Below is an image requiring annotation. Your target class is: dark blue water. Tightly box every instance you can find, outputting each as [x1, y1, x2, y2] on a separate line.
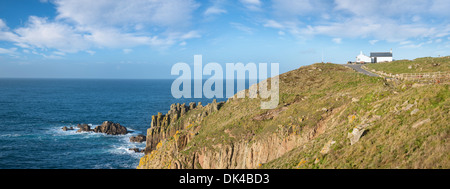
[0, 79, 228, 169]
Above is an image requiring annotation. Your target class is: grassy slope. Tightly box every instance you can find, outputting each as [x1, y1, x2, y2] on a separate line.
[366, 56, 450, 74]
[263, 84, 449, 169]
[160, 60, 449, 169]
[180, 63, 389, 155]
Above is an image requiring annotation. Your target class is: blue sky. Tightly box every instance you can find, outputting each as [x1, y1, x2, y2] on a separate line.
[0, 0, 449, 79]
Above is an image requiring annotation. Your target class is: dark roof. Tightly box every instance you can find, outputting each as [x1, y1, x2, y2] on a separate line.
[370, 52, 392, 57]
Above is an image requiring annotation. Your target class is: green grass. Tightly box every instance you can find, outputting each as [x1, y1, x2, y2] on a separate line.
[139, 60, 449, 169]
[262, 83, 449, 169]
[366, 56, 450, 74]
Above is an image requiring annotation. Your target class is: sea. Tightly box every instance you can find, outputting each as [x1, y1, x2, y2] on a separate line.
[0, 79, 229, 169]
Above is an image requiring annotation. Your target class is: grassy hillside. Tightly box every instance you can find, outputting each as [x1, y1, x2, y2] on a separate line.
[263, 83, 449, 169]
[366, 56, 450, 74]
[138, 60, 449, 169]
[182, 63, 388, 155]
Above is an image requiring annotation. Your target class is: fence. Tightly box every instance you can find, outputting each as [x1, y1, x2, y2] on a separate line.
[396, 71, 450, 83]
[361, 65, 450, 84]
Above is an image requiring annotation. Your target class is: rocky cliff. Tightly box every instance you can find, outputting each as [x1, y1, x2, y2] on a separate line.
[137, 61, 449, 169]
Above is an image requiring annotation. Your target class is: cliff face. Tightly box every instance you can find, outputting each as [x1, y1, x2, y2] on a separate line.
[138, 62, 449, 169]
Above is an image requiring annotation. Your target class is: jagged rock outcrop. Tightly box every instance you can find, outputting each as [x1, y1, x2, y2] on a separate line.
[137, 101, 340, 169]
[129, 148, 144, 153]
[93, 121, 128, 135]
[62, 126, 74, 131]
[76, 124, 92, 133]
[137, 120, 329, 169]
[130, 134, 146, 143]
[74, 122, 128, 135]
[144, 100, 223, 154]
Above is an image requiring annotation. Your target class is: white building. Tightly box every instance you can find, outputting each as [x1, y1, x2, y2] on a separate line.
[370, 49, 393, 63]
[355, 49, 393, 63]
[356, 51, 371, 63]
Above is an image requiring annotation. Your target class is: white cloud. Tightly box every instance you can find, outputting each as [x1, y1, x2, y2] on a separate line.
[55, 0, 199, 29]
[278, 31, 285, 35]
[12, 16, 91, 53]
[204, 6, 227, 16]
[369, 40, 379, 45]
[0, 0, 202, 55]
[230, 22, 254, 34]
[84, 28, 156, 48]
[240, 0, 262, 11]
[0, 47, 17, 54]
[400, 42, 424, 49]
[266, 0, 450, 43]
[0, 19, 7, 29]
[263, 20, 284, 29]
[332, 38, 342, 44]
[272, 0, 318, 16]
[179, 31, 201, 40]
[400, 41, 412, 45]
[53, 51, 66, 56]
[412, 15, 421, 22]
[299, 17, 439, 42]
[0, 19, 20, 42]
[86, 50, 96, 55]
[335, 0, 427, 17]
[123, 49, 133, 54]
[240, 0, 261, 5]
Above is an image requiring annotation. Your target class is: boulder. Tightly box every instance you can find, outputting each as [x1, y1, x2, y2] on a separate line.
[62, 126, 74, 131]
[320, 140, 336, 154]
[129, 148, 144, 153]
[347, 124, 370, 145]
[412, 119, 431, 128]
[410, 108, 420, 115]
[93, 121, 128, 135]
[130, 134, 146, 143]
[76, 124, 92, 133]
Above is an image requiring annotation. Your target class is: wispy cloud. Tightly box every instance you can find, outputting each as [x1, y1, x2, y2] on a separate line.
[262, 0, 450, 43]
[0, 47, 17, 55]
[369, 40, 379, 45]
[230, 22, 255, 34]
[239, 0, 262, 11]
[332, 38, 342, 44]
[204, 6, 227, 16]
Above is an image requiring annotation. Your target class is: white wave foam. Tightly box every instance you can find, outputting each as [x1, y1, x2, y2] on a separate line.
[0, 133, 22, 138]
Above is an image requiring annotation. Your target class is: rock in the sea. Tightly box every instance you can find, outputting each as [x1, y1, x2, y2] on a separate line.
[62, 126, 74, 131]
[129, 148, 144, 153]
[93, 121, 128, 135]
[130, 134, 146, 143]
[76, 124, 92, 133]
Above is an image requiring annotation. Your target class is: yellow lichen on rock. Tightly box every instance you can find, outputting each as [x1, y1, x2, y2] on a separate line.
[296, 159, 307, 168]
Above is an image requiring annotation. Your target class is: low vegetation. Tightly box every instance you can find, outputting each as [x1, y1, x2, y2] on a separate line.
[139, 57, 449, 169]
[366, 56, 450, 74]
